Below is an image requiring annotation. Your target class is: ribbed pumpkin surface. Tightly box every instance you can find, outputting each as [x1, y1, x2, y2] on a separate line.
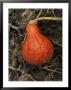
[22, 22, 54, 65]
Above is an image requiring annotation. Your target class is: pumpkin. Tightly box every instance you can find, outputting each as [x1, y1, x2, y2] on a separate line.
[22, 20, 54, 65]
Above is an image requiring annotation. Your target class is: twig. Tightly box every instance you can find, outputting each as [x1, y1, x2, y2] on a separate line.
[9, 66, 25, 74]
[36, 9, 42, 18]
[19, 73, 36, 81]
[49, 55, 59, 64]
[51, 39, 62, 47]
[9, 49, 17, 56]
[40, 67, 62, 74]
[9, 23, 20, 36]
[43, 9, 49, 16]
[44, 65, 56, 68]
[52, 9, 56, 17]
[21, 9, 29, 17]
[21, 33, 27, 43]
[44, 56, 59, 68]
[9, 23, 18, 30]
[44, 68, 61, 73]
[40, 55, 62, 74]
[9, 66, 36, 81]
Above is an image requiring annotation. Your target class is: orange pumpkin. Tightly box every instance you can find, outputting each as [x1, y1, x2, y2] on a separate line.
[22, 21, 54, 65]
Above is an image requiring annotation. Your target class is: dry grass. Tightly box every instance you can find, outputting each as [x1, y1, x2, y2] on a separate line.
[9, 9, 62, 81]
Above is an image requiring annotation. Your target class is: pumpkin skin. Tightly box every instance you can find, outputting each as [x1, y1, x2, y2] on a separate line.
[22, 21, 54, 65]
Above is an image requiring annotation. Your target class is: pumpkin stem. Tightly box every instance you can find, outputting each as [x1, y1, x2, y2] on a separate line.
[29, 17, 62, 24]
[35, 17, 62, 21]
[29, 20, 37, 24]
